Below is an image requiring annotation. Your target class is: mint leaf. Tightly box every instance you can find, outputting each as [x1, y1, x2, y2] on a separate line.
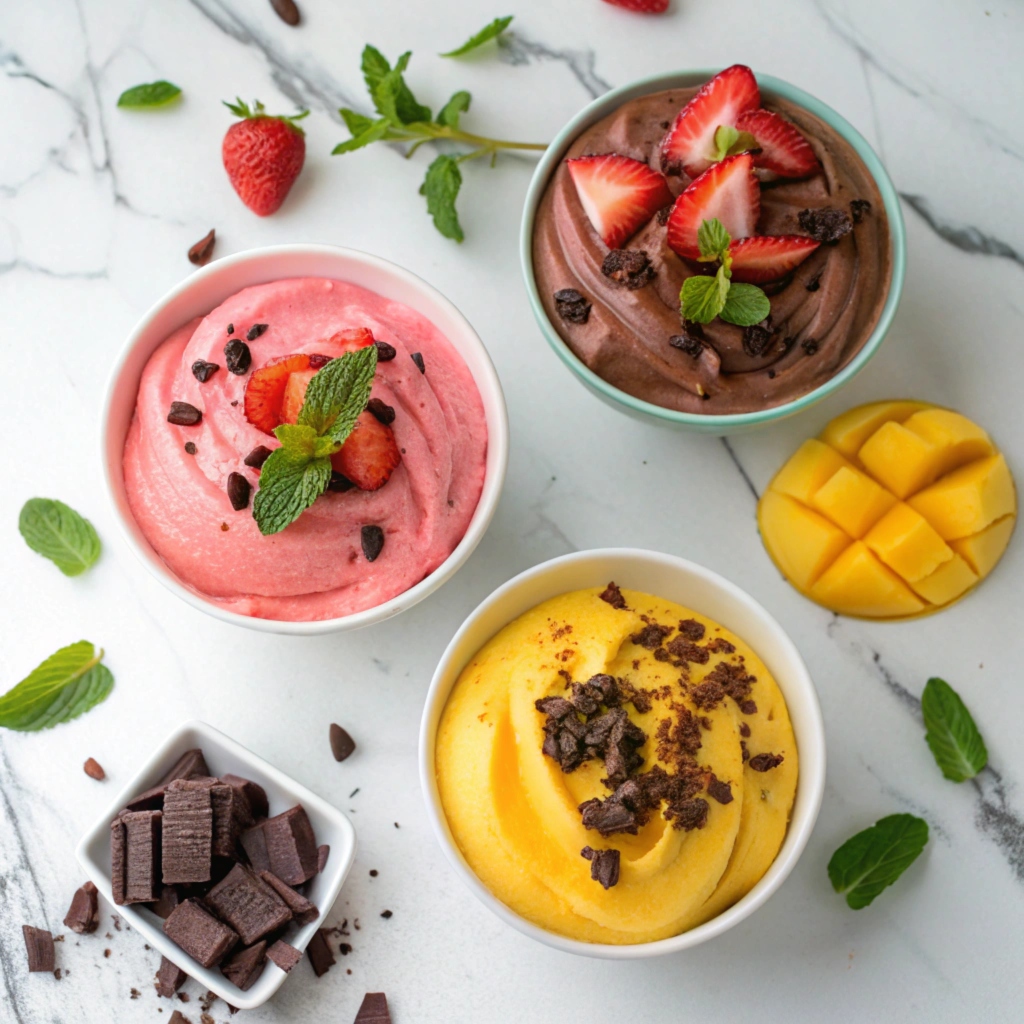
[437, 90, 472, 130]
[713, 124, 758, 160]
[273, 422, 320, 457]
[117, 80, 181, 108]
[441, 15, 514, 57]
[420, 155, 464, 242]
[333, 116, 393, 155]
[340, 109, 377, 136]
[252, 449, 332, 536]
[828, 814, 929, 909]
[922, 677, 988, 782]
[368, 50, 431, 125]
[720, 283, 772, 327]
[19, 498, 101, 576]
[680, 268, 729, 324]
[361, 45, 393, 95]
[0, 641, 113, 732]
[697, 217, 731, 261]
[297, 345, 378, 443]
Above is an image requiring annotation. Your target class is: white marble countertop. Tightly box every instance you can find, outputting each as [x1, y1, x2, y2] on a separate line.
[2, 1, 1022, 1021]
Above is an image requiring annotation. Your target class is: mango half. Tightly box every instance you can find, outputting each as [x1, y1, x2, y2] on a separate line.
[758, 401, 1016, 619]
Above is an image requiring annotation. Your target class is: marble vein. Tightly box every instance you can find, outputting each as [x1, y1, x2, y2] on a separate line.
[498, 33, 611, 100]
[900, 194, 1024, 269]
[719, 438, 759, 500]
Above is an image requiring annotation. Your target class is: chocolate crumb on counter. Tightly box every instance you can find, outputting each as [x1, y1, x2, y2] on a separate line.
[64, 882, 98, 934]
[355, 993, 392, 1024]
[244, 445, 272, 469]
[374, 340, 397, 361]
[380, 910, 393, 919]
[601, 249, 656, 290]
[581, 846, 620, 889]
[554, 288, 592, 324]
[706, 775, 734, 804]
[270, 0, 301, 26]
[369, 869, 378, 877]
[168, 402, 202, 426]
[227, 473, 251, 511]
[246, 323, 269, 342]
[188, 229, 216, 267]
[329, 724, 356, 763]
[266, 939, 302, 973]
[410, 351, 426, 374]
[801, 338, 819, 356]
[742, 319, 775, 358]
[367, 397, 395, 425]
[598, 581, 627, 609]
[223, 339, 251, 375]
[184, 442, 198, 456]
[191, 360, 220, 383]
[748, 752, 785, 772]
[850, 198, 872, 223]
[83, 758, 106, 781]
[155, 956, 188, 998]
[798, 207, 852, 244]
[361, 524, 385, 562]
[22, 926, 55, 973]
[306, 929, 336, 977]
[805, 271, 822, 292]
[170, 1011, 190, 1024]
[669, 320, 706, 357]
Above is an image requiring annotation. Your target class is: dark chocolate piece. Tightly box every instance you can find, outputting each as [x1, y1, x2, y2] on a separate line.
[327, 471, 355, 493]
[329, 723, 356, 762]
[355, 992, 392, 1024]
[798, 206, 852, 244]
[266, 939, 301, 973]
[374, 340, 397, 361]
[227, 473, 251, 511]
[191, 360, 219, 383]
[554, 288, 591, 324]
[380, 910, 393, 919]
[163, 899, 238, 968]
[410, 351, 425, 374]
[742, 319, 775, 358]
[259, 871, 319, 926]
[184, 442, 198, 455]
[188, 229, 216, 266]
[124, 749, 211, 813]
[805, 271, 822, 292]
[227, 323, 234, 335]
[707, 775, 734, 804]
[367, 397, 395, 425]
[306, 928, 335, 977]
[850, 198, 872, 223]
[581, 846, 620, 889]
[239, 822, 270, 875]
[168, 402, 202, 426]
[270, 0, 301, 26]
[598, 581, 627, 609]
[162, 779, 214, 884]
[224, 339, 251, 375]
[63, 881, 98, 934]
[801, 337, 819, 355]
[170, 1012, 191, 1024]
[246, 323, 269, 342]
[748, 752, 785, 772]
[22, 926, 55, 972]
[240, 806, 318, 885]
[111, 819, 127, 905]
[153, 885, 181, 920]
[211, 784, 239, 859]
[244, 445, 272, 470]
[316, 845, 330, 874]
[221, 940, 268, 991]
[601, 249, 655, 290]
[83, 757, 105, 780]
[155, 955, 188, 998]
[361, 525, 385, 562]
[220, 773, 268, 822]
[123, 809, 162, 903]
[204, 864, 291, 946]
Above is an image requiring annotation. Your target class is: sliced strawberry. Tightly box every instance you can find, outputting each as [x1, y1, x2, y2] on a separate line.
[326, 327, 376, 354]
[280, 368, 317, 424]
[601, 0, 669, 11]
[566, 154, 673, 249]
[660, 65, 760, 178]
[728, 235, 820, 283]
[243, 353, 330, 434]
[665, 153, 760, 260]
[332, 411, 401, 491]
[735, 109, 820, 179]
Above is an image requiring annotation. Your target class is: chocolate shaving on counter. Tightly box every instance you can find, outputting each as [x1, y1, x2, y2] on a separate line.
[677, 619, 705, 641]
[749, 752, 785, 772]
[361, 524, 385, 562]
[83, 757, 106, 780]
[224, 339, 252, 375]
[630, 622, 672, 650]
[306, 929, 336, 977]
[850, 198, 872, 223]
[227, 473, 251, 511]
[155, 956, 188, 998]
[163, 900, 238, 968]
[168, 402, 202, 426]
[805, 271, 822, 292]
[266, 939, 302, 973]
[329, 723, 357, 762]
[581, 846, 620, 889]
[244, 445, 272, 469]
[191, 360, 219, 383]
[63, 882, 98, 934]
[380, 909, 393, 919]
[598, 581, 627, 609]
[184, 442, 198, 455]
[798, 207, 852, 244]
[742, 319, 775, 358]
[23, 926, 55, 972]
[554, 288, 591, 324]
[188, 229, 216, 266]
[707, 775, 734, 804]
[328, 471, 355, 492]
[221, 941, 268, 992]
[367, 397, 395, 425]
[601, 249, 655, 290]
[317, 845, 330, 873]
[374, 340, 397, 361]
[801, 338, 819, 355]
[355, 993, 392, 1024]
[270, 0, 301, 26]
[246, 323, 269, 341]
[410, 352, 426, 374]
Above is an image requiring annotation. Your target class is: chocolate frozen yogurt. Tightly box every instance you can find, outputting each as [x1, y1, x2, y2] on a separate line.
[533, 65, 892, 415]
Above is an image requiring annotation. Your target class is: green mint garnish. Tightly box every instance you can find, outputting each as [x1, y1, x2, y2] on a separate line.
[712, 124, 759, 162]
[922, 677, 988, 782]
[117, 81, 182, 108]
[679, 217, 771, 328]
[19, 498, 101, 576]
[0, 641, 113, 732]
[334, 45, 547, 241]
[252, 345, 378, 536]
[440, 15, 514, 58]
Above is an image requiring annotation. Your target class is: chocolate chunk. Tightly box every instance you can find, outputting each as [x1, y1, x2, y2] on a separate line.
[258, 871, 319, 926]
[805, 271, 822, 292]
[83, 757, 105, 780]
[328, 472, 355, 492]
[374, 340, 397, 361]
[123, 809, 162, 903]
[220, 774, 268, 822]
[367, 397, 395, 425]
[380, 909, 393, 919]
[224, 339, 251, 375]
[306, 929, 335, 977]
[669, 321, 706, 358]
[581, 846, 620, 889]
[240, 805, 318, 885]
[598, 581, 627, 609]
[168, 402, 202, 426]
[601, 249, 655, 290]
[739, 699, 758, 715]
[210, 784, 239, 859]
[164, 899, 238, 968]
[188, 229, 216, 266]
[739, 722, 751, 738]
[244, 445, 272, 469]
[184, 442, 198, 455]
[155, 956, 188, 998]
[317, 845, 330, 874]
[749, 752, 785, 772]
[162, 779, 214, 884]
[703, 660, 757, 706]
[329, 724, 356, 762]
[666, 796, 709, 831]
[630, 623, 672, 650]
[266, 939, 302, 973]
[410, 351, 425, 374]
[690, 678, 725, 711]
[554, 288, 591, 325]
[153, 885, 181, 920]
[22, 926, 55, 972]
[246, 323, 269, 342]
[221, 940, 267, 992]
[677, 619, 705, 641]
[355, 993, 392, 1024]
[798, 206, 852, 244]
[111, 819, 127, 905]
[170, 1012, 190, 1024]
[707, 775, 734, 804]
[579, 797, 638, 837]
[361, 525, 385, 562]
[205, 865, 291, 945]
[63, 881, 98, 934]
[191, 360, 219, 383]
[124, 749, 211, 813]
[742, 319, 775, 358]
[535, 696, 575, 720]
[801, 337, 819, 355]
[227, 473, 250, 511]
[270, 0, 301, 26]
[227, 324, 234, 335]
[850, 198, 872, 223]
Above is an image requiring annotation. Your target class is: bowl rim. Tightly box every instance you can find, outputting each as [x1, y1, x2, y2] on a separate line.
[417, 547, 826, 959]
[100, 243, 509, 635]
[520, 67, 907, 430]
[74, 718, 357, 1009]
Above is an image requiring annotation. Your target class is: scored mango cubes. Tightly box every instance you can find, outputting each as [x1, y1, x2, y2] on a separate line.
[758, 401, 1016, 619]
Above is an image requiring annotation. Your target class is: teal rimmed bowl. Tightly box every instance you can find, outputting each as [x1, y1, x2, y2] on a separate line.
[520, 69, 906, 436]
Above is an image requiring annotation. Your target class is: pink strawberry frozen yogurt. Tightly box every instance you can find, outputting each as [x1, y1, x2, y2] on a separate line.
[123, 277, 488, 621]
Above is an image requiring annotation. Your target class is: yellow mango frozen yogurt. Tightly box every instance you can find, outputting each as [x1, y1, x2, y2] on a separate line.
[435, 584, 797, 944]
[759, 401, 1016, 618]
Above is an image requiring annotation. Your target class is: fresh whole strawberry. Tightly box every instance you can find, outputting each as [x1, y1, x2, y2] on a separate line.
[222, 99, 309, 216]
[601, 0, 669, 11]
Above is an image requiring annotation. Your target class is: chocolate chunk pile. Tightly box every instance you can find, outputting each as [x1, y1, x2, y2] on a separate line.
[109, 747, 325, 992]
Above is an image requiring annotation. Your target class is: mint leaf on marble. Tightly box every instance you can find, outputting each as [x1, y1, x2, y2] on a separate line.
[117, 81, 182, 108]
[0, 641, 113, 732]
[922, 677, 988, 782]
[19, 498, 101, 576]
[827, 813, 929, 909]
[437, 91, 472, 130]
[680, 267, 729, 324]
[720, 282, 772, 327]
[441, 16, 514, 57]
[366, 49, 432, 125]
[420, 155, 465, 242]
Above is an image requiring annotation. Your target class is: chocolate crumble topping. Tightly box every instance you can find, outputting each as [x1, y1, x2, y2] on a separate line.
[677, 619, 705, 641]
[749, 752, 784, 772]
[554, 288, 592, 324]
[246, 323, 269, 341]
[742, 319, 775, 358]
[601, 249, 655, 290]
[191, 360, 219, 383]
[690, 678, 725, 711]
[665, 636, 710, 665]
[705, 638, 735, 654]
[849, 198, 872, 224]
[581, 846, 620, 889]
[630, 622, 673, 650]
[598, 582, 627, 609]
[223, 339, 251, 375]
[801, 338, 819, 355]
[798, 207, 853, 244]
[805, 271, 822, 292]
[655, 704, 703, 762]
[656, 205, 673, 226]
[669, 321, 706, 358]
[184, 442, 197, 456]
[168, 402, 202, 426]
[707, 775, 733, 804]
[739, 722, 751, 738]
[704, 660, 757, 707]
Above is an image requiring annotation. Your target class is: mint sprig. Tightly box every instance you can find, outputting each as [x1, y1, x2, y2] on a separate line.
[117, 80, 182, 108]
[679, 218, 771, 327]
[334, 45, 547, 241]
[252, 345, 378, 535]
[922, 677, 988, 782]
[441, 15, 514, 58]
[712, 124, 759, 163]
[19, 498, 101, 576]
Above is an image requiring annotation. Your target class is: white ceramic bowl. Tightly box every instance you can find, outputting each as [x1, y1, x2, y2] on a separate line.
[419, 548, 826, 959]
[76, 720, 356, 1010]
[101, 244, 508, 635]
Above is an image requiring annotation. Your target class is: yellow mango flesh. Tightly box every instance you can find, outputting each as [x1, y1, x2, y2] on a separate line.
[811, 466, 897, 538]
[908, 553, 978, 605]
[908, 454, 1016, 540]
[809, 542, 926, 617]
[864, 503, 953, 582]
[771, 440, 853, 504]
[858, 421, 944, 499]
[951, 515, 1016, 577]
[758, 491, 851, 592]
[820, 400, 929, 458]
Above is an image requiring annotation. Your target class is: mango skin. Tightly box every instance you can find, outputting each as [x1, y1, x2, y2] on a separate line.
[758, 400, 1016, 619]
